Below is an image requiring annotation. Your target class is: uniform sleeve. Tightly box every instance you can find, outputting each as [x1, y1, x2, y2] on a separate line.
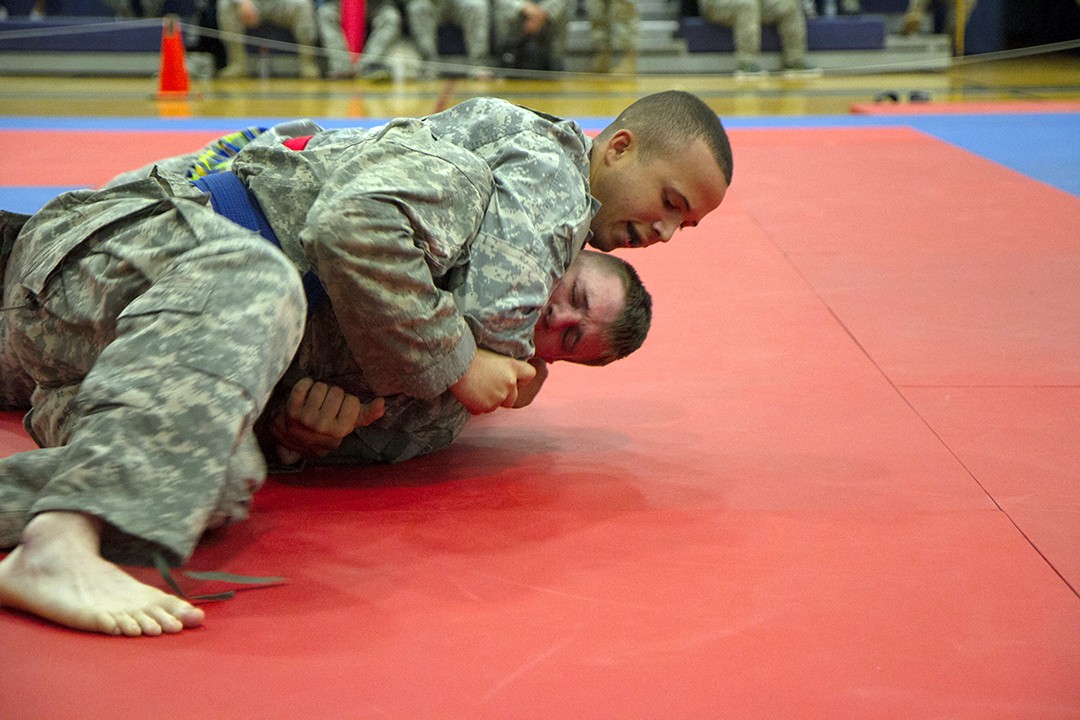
[103, 151, 204, 188]
[301, 120, 494, 399]
[451, 123, 592, 359]
[452, 207, 553, 360]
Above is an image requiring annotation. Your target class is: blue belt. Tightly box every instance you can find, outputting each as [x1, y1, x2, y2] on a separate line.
[192, 171, 327, 314]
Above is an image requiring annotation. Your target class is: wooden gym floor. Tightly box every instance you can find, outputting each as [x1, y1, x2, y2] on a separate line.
[0, 50, 1078, 117]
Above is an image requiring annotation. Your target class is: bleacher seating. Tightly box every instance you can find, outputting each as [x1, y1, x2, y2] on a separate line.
[0, 0, 197, 55]
[0, 17, 161, 53]
[1, 0, 196, 17]
[0, 0, 954, 76]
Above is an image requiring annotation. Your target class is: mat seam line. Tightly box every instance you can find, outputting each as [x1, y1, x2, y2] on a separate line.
[758, 220, 1080, 602]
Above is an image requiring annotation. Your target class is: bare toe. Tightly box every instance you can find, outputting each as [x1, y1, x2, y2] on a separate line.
[131, 610, 164, 636]
[181, 608, 205, 629]
[0, 536, 205, 637]
[146, 606, 185, 634]
[113, 612, 144, 637]
[89, 609, 122, 636]
[155, 594, 204, 628]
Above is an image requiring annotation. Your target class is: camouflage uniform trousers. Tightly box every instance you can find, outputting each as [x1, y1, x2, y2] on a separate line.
[260, 299, 472, 468]
[492, 0, 570, 61]
[216, 0, 320, 65]
[586, 0, 640, 54]
[0, 211, 34, 411]
[406, 0, 491, 66]
[698, 0, 808, 66]
[354, 0, 404, 74]
[315, 0, 401, 76]
[315, 0, 354, 75]
[0, 178, 306, 567]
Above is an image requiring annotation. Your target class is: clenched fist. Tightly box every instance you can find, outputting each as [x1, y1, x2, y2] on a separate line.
[449, 349, 537, 414]
[270, 377, 386, 465]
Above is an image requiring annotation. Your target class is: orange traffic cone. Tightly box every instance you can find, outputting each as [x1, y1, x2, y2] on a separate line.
[157, 15, 190, 99]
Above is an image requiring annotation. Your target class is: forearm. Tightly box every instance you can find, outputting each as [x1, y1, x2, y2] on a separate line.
[303, 121, 494, 398]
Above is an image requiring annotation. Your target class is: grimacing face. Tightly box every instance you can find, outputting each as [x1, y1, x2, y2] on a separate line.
[587, 130, 729, 252]
[532, 255, 626, 365]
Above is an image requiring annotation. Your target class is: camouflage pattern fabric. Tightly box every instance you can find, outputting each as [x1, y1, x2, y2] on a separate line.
[106, 99, 593, 394]
[421, 100, 596, 358]
[0, 170, 306, 565]
[260, 299, 472, 466]
[2, 99, 595, 558]
[233, 98, 593, 396]
[0, 211, 34, 411]
[586, 0, 641, 53]
[405, 0, 491, 65]
[315, 0, 354, 76]
[354, 0, 404, 74]
[492, 0, 571, 60]
[241, 99, 594, 465]
[698, 0, 809, 65]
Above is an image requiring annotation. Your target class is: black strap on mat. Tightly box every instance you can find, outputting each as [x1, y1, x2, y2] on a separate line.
[153, 552, 286, 603]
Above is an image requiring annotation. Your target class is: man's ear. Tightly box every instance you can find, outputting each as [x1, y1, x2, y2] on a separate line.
[604, 129, 634, 164]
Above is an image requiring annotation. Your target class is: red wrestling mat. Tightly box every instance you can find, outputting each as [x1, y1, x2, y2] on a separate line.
[850, 100, 1080, 115]
[3, 127, 1079, 719]
[0, 130, 229, 187]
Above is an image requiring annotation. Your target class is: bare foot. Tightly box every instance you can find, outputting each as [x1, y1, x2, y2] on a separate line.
[0, 512, 205, 636]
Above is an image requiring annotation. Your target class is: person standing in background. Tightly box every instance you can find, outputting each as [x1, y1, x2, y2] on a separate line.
[586, 0, 640, 73]
[217, 0, 322, 78]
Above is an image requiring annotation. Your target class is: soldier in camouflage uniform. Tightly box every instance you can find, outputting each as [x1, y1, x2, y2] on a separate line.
[263, 248, 650, 467]
[698, 0, 817, 74]
[0, 175, 307, 636]
[405, 0, 492, 78]
[586, 0, 641, 74]
[0, 92, 732, 637]
[492, 0, 570, 71]
[217, 0, 322, 78]
[231, 92, 732, 466]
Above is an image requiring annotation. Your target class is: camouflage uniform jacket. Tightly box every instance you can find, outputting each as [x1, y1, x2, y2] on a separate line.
[232, 98, 596, 401]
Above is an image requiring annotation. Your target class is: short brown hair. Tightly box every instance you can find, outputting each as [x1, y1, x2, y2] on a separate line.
[580, 251, 652, 366]
[595, 90, 734, 185]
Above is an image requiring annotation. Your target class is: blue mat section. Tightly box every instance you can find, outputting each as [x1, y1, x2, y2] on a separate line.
[603, 112, 1080, 197]
[1, 113, 1077, 199]
[899, 114, 1080, 198]
[1, 187, 81, 215]
[0, 18, 161, 53]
